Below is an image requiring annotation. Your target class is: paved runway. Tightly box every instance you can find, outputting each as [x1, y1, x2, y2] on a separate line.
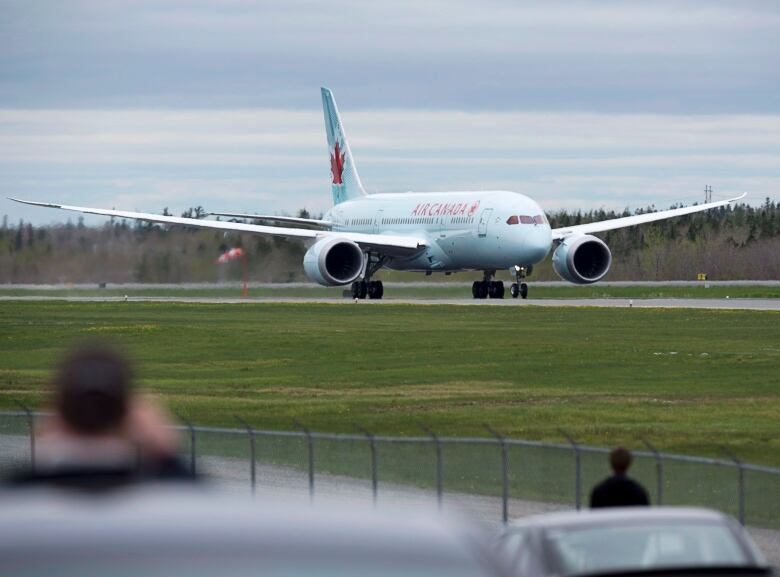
[2, 295, 779, 310]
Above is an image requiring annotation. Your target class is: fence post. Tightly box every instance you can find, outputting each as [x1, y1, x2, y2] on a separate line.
[560, 430, 582, 510]
[419, 423, 444, 510]
[641, 437, 663, 506]
[235, 416, 256, 495]
[484, 424, 509, 524]
[293, 419, 315, 501]
[355, 424, 378, 506]
[721, 447, 745, 525]
[176, 413, 197, 477]
[13, 400, 35, 473]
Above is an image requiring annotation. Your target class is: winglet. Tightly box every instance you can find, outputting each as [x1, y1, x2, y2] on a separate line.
[8, 197, 64, 209]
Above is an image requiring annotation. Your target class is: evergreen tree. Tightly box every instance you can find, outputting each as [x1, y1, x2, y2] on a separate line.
[14, 220, 23, 252]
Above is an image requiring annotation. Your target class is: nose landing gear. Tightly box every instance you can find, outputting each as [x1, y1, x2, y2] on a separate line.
[510, 282, 528, 299]
[510, 265, 530, 299]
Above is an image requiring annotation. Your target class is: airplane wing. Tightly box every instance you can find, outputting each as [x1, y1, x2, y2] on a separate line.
[8, 198, 425, 255]
[551, 193, 746, 240]
[207, 212, 333, 228]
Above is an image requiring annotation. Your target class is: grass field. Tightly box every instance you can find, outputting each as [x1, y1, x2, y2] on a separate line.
[0, 283, 779, 299]
[1, 301, 778, 468]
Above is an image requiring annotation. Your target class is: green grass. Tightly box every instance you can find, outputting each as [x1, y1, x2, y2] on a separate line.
[2, 301, 778, 527]
[0, 301, 778, 468]
[0, 283, 779, 299]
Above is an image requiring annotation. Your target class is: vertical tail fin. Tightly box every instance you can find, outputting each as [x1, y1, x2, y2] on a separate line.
[322, 87, 366, 205]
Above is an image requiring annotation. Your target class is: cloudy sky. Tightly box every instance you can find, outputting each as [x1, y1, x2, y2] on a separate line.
[2, 0, 778, 224]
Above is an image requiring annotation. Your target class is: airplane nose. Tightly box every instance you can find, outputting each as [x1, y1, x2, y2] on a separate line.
[526, 226, 552, 263]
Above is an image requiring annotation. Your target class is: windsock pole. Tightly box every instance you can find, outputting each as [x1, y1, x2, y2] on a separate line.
[217, 247, 249, 298]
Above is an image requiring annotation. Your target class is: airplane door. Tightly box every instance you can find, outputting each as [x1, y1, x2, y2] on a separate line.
[373, 209, 384, 234]
[477, 208, 493, 237]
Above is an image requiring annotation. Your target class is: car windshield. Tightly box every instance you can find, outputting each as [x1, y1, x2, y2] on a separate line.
[543, 522, 751, 576]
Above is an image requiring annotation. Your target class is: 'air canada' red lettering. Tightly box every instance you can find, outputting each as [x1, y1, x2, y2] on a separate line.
[410, 201, 474, 217]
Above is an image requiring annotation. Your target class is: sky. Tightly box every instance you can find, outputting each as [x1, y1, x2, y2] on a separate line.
[1, 0, 779, 225]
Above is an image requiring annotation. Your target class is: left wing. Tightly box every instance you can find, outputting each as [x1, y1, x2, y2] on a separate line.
[207, 212, 333, 228]
[8, 198, 425, 255]
[551, 193, 746, 240]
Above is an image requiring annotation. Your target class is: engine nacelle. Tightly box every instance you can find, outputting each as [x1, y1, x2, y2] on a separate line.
[552, 234, 612, 285]
[303, 237, 365, 286]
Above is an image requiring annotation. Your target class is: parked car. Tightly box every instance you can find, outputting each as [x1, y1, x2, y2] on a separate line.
[0, 485, 509, 577]
[496, 507, 772, 577]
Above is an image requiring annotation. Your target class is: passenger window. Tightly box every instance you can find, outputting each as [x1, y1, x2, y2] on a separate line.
[506, 215, 519, 225]
[520, 215, 534, 224]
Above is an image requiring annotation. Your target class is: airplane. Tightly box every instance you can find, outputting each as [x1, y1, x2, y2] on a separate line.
[11, 88, 745, 300]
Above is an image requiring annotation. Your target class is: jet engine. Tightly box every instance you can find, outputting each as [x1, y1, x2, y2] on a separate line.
[303, 237, 365, 286]
[552, 234, 612, 284]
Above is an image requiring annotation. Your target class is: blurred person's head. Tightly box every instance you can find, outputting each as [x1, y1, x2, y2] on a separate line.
[54, 343, 133, 435]
[5, 343, 195, 489]
[609, 447, 633, 474]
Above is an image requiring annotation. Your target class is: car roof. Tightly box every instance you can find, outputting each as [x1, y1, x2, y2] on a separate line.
[507, 507, 732, 530]
[0, 485, 484, 557]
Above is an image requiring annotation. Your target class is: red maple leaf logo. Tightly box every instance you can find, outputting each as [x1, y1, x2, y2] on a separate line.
[330, 141, 345, 185]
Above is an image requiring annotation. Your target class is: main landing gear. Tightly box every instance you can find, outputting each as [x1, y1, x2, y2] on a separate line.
[351, 279, 383, 300]
[472, 270, 504, 299]
[510, 265, 530, 299]
[351, 253, 386, 300]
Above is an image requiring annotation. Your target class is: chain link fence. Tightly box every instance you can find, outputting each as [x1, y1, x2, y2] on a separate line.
[1, 410, 778, 530]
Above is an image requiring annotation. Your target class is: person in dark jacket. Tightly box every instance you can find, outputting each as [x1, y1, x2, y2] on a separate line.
[590, 447, 650, 508]
[9, 343, 193, 491]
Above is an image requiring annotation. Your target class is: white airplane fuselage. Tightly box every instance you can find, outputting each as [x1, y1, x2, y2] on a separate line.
[325, 189, 552, 272]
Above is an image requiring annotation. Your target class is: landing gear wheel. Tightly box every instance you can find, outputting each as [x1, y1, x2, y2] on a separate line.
[511, 265, 530, 301]
[351, 281, 368, 299]
[368, 280, 384, 300]
[489, 281, 504, 299]
[472, 281, 489, 299]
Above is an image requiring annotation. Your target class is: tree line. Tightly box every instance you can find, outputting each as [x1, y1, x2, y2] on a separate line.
[1, 200, 778, 284]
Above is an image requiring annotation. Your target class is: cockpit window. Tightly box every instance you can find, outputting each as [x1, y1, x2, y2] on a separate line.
[509, 215, 546, 225]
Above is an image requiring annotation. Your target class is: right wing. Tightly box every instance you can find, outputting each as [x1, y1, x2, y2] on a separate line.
[9, 198, 425, 256]
[551, 193, 746, 240]
[207, 212, 333, 228]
